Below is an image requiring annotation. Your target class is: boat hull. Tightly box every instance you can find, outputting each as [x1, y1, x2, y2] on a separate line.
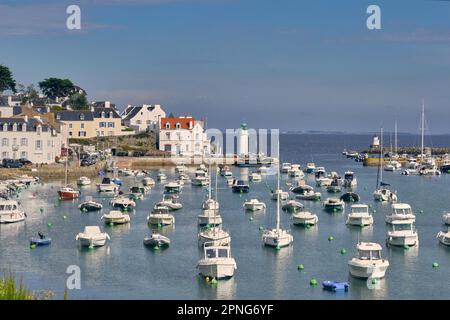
[386, 234, 419, 247]
[348, 261, 389, 279]
[0, 212, 26, 223]
[197, 259, 236, 279]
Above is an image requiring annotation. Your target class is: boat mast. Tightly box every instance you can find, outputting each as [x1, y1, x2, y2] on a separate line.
[394, 119, 398, 154]
[64, 151, 68, 185]
[276, 138, 280, 231]
[208, 161, 212, 200]
[421, 100, 425, 159]
[380, 127, 383, 184]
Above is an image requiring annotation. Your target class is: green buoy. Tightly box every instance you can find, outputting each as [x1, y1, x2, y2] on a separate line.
[40, 208, 44, 213]
[259, 226, 264, 231]
[158, 223, 162, 229]
[432, 262, 439, 268]
[30, 244, 37, 249]
[328, 236, 334, 241]
[310, 278, 318, 286]
[373, 209, 376, 213]
[371, 278, 378, 285]
[420, 210, 424, 214]
[403, 244, 410, 250]
[249, 217, 253, 221]
[297, 264, 304, 271]
[47, 223, 53, 228]
[275, 245, 280, 250]
[306, 224, 311, 229]
[63, 215, 67, 220]
[211, 278, 218, 285]
[340, 248, 347, 255]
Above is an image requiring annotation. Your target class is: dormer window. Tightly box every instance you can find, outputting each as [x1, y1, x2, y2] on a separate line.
[101, 111, 105, 118]
[22, 123, 26, 132]
[12, 123, 17, 131]
[165, 123, 170, 129]
[80, 113, 85, 121]
[176, 123, 181, 129]
[56, 114, 61, 120]
[109, 112, 113, 118]
[3, 123, 7, 131]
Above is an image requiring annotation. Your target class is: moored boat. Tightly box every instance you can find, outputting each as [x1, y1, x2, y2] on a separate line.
[76, 226, 110, 247]
[0, 199, 26, 223]
[292, 211, 318, 226]
[348, 242, 389, 279]
[243, 198, 266, 211]
[101, 210, 131, 225]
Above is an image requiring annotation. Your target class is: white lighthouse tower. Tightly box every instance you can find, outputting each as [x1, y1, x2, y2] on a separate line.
[237, 122, 249, 157]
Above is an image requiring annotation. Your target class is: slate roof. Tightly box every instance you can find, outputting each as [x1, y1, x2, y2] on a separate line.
[92, 107, 120, 119]
[0, 118, 50, 132]
[122, 105, 157, 121]
[54, 110, 94, 121]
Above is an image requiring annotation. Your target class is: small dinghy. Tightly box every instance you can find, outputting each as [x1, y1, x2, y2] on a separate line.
[143, 232, 171, 248]
[340, 192, 360, 203]
[78, 200, 103, 211]
[282, 200, 304, 213]
[30, 232, 51, 246]
[322, 281, 349, 292]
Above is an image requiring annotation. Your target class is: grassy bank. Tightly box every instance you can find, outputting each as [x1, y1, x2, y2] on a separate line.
[0, 271, 53, 300]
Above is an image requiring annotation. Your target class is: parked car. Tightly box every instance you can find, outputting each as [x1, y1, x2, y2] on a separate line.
[81, 157, 97, 166]
[132, 151, 145, 157]
[18, 158, 32, 166]
[2, 159, 24, 168]
[116, 151, 129, 157]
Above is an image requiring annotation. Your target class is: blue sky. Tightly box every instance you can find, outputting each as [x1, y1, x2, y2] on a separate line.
[2, 0, 450, 133]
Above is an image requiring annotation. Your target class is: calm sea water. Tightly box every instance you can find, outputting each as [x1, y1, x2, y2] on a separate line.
[1, 133, 450, 300]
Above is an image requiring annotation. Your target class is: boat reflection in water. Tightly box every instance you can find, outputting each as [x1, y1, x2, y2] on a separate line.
[263, 244, 293, 299]
[197, 275, 237, 300]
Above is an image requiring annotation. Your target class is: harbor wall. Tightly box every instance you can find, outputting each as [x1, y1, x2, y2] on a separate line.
[113, 156, 236, 168]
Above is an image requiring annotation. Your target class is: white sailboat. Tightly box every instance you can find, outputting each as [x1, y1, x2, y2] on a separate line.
[262, 142, 293, 248]
[198, 166, 230, 247]
[373, 127, 397, 202]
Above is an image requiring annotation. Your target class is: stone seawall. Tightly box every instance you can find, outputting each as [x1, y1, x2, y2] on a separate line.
[113, 156, 237, 169]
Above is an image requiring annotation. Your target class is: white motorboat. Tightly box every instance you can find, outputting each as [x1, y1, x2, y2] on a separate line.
[316, 177, 332, 187]
[384, 160, 402, 172]
[442, 212, 450, 225]
[147, 206, 175, 226]
[101, 210, 131, 225]
[192, 169, 209, 186]
[385, 203, 415, 224]
[198, 227, 231, 247]
[243, 199, 266, 211]
[271, 189, 289, 201]
[348, 242, 389, 279]
[401, 168, 419, 175]
[346, 204, 373, 226]
[342, 171, 357, 188]
[324, 197, 344, 212]
[437, 227, 450, 246]
[76, 226, 110, 247]
[77, 176, 91, 186]
[373, 188, 397, 202]
[0, 200, 26, 223]
[220, 166, 233, 177]
[164, 181, 182, 194]
[197, 244, 237, 279]
[157, 173, 167, 181]
[296, 190, 321, 201]
[386, 219, 419, 247]
[110, 196, 136, 210]
[282, 200, 304, 213]
[143, 232, 171, 248]
[157, 196, 183, 210]
[175, 163, 187, 173]
[142, 177, 155, 187]
[119, 168, 134, 176]
[288, 164, 304, 178]
[178, 173, 191, 182]
[281, 162, 292, 173]
[249, 172, 262, 182]
[326, 178, 342, 193]
[198, 209, 222, 226]
[305, 162, 316, 174]
[97, 177, 119, 193]
[203, 198, 219, 211]
[292, 211, 318, 226]
[262, 145, 293, 249]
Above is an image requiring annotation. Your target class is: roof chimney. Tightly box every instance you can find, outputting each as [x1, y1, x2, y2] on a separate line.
[24, 115, 28, 123]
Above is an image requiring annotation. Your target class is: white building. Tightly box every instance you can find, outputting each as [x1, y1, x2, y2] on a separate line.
[159, 116, 210, 156]
[121, 104, 166, 132]
[0, 115, 63, 164]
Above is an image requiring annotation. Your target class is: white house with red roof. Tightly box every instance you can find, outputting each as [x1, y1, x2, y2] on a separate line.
[158, 115, 210, 156]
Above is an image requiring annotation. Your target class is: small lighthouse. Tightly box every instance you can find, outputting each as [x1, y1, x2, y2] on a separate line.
[238, 122, 249, 156]
[370, 135, 380, 150]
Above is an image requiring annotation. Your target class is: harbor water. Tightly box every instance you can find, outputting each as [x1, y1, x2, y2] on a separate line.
[1, 133, 450, 299]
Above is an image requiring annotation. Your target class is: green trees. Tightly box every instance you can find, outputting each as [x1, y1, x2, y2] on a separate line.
[38, 78, 76, 100]
[0, 65, 17, 94]
[17, 84, 39, 104]
[68, 92, 89, 110]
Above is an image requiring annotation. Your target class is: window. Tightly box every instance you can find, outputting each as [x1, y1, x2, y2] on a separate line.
[165, 132, 170, 140]
[176, 123, 181, 129]
[195, 133, 199, 140]
[78, 131, 86, 137]
[2, 152, 8, 158]
[22, 124, 26, 132]
[3, 124, 7, 131]
[81, 123, 85, 129]
[47, 153, 51, 161]
[146, 120, 151, 124]
[20, 151, 27, 158]
[2, 138, 8, 146]
[47, 140, 51, 147]
[12, 123, 17, 131]
[37, 126, 41, 135]
[56, 114, 61, 120]
[108, 122, 114, 128]
[20, 138, 27, 146]
[80, 114, 85, 121]
[165, 123, 170, 129]
[108, 131, 113, 136]
[177, 132, 181, 141]
[69, 131, 73, 136]
[101, 111, 105, 118]
[12, 138, 17, 146]
[109, 112, 113, 118]
[35, 140, 42, 150]
[69, 123, 73, 128]
[136, 120, 141, 125]
[100, 122, 106, 128]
